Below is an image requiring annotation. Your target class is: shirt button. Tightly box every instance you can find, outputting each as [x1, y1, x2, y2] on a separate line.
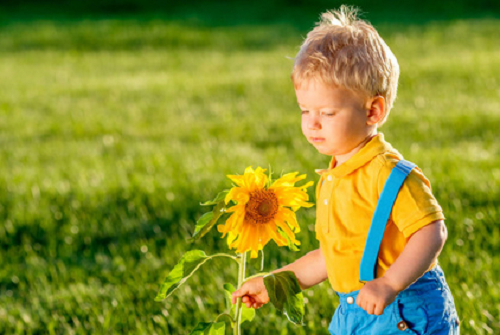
[323, 199, 328, 205]
[327, 175, 333, 181]
[346, 296, 354, 304]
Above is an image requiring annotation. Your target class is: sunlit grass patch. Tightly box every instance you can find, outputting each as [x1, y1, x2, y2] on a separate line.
[0, 13, 499, 334]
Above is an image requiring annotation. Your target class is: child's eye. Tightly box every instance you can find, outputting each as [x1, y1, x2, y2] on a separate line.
[301, 110, 309, 115]
[323, 112, 335, 116]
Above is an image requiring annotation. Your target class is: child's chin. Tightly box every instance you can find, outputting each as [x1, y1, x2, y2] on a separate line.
[316, 147, 334, 156]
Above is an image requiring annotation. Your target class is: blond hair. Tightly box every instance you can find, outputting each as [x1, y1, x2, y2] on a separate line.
[291, 5, 399, 125]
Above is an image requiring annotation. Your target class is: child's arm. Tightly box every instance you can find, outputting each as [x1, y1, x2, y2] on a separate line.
[356, 220, 448, 315]
[231, 247, 328, 309]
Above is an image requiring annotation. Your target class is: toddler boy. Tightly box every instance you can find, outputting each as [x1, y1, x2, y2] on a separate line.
[232, 6, 459, 334]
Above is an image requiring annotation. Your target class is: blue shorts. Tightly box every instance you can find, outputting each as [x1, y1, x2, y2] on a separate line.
[328, 265, 460, 335]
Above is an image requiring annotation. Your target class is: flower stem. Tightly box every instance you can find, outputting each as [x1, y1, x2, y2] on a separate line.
[234, 252, 247, 335]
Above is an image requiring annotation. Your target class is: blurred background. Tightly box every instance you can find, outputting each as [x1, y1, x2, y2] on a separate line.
[1, 0, 499, 334]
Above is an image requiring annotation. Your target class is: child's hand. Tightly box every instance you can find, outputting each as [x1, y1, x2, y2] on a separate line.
[231, 276, 270, 309]
[356, 276, 400, 315]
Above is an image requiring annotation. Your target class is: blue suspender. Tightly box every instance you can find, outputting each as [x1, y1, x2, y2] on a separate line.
[359, 160, 417, 282]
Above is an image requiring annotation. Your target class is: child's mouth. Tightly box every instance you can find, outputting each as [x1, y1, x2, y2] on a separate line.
[311, 137, 325, 143]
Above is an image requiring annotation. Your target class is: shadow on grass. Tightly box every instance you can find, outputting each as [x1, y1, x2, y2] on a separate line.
[0, 186, 210, 261]
[1, 0, 500, 52]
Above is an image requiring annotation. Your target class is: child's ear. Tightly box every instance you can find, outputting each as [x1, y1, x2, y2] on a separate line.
[366, 96, 386, 126]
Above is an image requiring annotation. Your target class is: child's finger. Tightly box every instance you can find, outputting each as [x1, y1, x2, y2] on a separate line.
[355, 295, 363, 308]
[232, 287, 249, 304]
[374, 303, 385, 316]
[232, 294, 245, 305]
[249, 297, 259, 306]
[365, 303, 375, 315]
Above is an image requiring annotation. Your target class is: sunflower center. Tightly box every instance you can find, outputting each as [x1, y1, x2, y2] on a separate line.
[245, 189, 279, 224]
[257, 202, 272, 216]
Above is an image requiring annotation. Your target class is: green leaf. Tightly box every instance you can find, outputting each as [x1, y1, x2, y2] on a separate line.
[189, 321, 225, 335]
[188, 200, 228, 243]
[200, 190, 229, 206]
[191, 212, 214, 236]
[277, 227, 300, 252]
[263, 271, 304, 325]
[155, 250, 236, 301]
[223, 283, 255, 324]
[222, 283, 236, 315]
[189, 322, 211, 335]
[240, 300, 256, 324]
[209, 322, 225, 335]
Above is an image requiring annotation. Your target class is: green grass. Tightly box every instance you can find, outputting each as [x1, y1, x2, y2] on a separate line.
[1, 4, 500, 334]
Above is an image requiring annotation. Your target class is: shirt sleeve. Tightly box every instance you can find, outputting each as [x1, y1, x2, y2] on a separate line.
[377, 159, 445, 238]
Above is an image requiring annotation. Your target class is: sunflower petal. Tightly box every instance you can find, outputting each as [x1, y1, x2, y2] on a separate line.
[226, 231, 238, 246]
[244, 167, 268, 192]
[301, 181, 314, 189]
[225, 204, 245, 213]
[244, 166, 255, 174]
[270, 172, 308, 188]
[262, 221, 283, 245]
[226, 175, 248, 188]
[274, 218, 298, 244]
[225, 187, 250, 205]
[218, 210, 243, 238]
[253, 167, 268, 189]
[279, 207, 301, 232]
[273, 185, 314, 209]
[257, 224, 272, 248]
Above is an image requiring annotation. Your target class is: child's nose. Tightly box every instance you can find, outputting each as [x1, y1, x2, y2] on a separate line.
[308, 118, 321, 130]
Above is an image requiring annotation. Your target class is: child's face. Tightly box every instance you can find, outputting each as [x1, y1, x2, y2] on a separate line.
[296, 79, 372, 157]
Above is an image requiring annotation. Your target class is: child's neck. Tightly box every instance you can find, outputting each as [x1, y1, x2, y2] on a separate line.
[333, 132, 378, 168]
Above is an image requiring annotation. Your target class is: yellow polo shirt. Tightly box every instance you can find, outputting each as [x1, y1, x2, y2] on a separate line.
[315, 133, 445, 293]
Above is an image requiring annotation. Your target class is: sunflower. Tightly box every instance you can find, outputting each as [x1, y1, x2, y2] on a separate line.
[217, 166, 314, 258]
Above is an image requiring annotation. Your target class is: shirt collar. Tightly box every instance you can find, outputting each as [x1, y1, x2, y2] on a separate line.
[315, 133, 393, 178]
